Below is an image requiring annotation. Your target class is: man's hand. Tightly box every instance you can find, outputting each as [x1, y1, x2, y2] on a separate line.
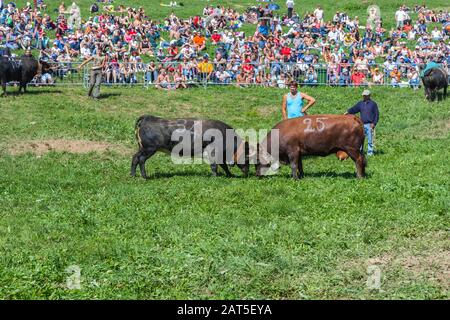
[371, 123, 375, 129]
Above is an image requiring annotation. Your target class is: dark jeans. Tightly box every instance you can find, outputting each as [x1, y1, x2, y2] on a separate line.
[288, 8, 293, 18]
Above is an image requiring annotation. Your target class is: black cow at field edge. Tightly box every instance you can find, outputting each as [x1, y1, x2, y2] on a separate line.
[131, 115, 250, 179]
[0, 51, 39, 96]
[421, 67, 448, 102]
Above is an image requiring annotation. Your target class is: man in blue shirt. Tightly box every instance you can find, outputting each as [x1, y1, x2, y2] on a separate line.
[345, 90, 379, 156]
[281, 81, 316, 120]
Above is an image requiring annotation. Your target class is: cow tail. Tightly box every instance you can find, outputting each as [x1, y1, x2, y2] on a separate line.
[135, 116, 145, 150]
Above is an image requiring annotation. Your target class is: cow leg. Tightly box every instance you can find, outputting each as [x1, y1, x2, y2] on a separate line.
[288, 152, 300, 180]
[219, 164, 234, 177]
[425, 87, 431, 101]
[1, 80, 6, 97]
[130, 150, 142, 177]
[431, 90, 436, 102]
[444, 85, 448, 100]
[346, 148, 366, 178]
[298, 156, 304, 179]
[210, 163, 219, 176]
[139, 148, 156, 179]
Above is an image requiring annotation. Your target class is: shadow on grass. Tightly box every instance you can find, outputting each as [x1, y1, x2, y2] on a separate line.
[132, 170, 249, 180]
[2, 89, 63, 96]
[98, 92, 122, 99]
[258, 171, 373, 180]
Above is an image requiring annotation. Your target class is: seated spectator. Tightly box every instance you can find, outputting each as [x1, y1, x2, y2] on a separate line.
[304, 65, 318, 86]
[197, 54, 213, 82]
[407, 66, 420, 90]
[193, 31, 206, 52]
[371, 67, 384, 85]
[155, 68, 171, 89]
[389, 66, 402, 87]
[338, 70, 351, 86]
[173, 70, 187, 89]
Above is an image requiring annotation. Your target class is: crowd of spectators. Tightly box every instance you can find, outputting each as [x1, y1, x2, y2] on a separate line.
[0, 1, 449, 89]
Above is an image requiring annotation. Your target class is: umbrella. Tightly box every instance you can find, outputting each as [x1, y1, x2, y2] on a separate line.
[268, 3, 280, 11]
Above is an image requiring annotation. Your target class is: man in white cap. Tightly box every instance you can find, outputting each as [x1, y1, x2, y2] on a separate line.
[345, 90, 379, 156]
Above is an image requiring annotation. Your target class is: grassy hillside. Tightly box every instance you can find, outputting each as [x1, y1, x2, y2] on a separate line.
[13, 0, 450, 28]
[0, 84, 449, 299]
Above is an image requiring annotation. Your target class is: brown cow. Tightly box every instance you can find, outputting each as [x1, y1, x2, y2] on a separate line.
[255, 114, 366, 179]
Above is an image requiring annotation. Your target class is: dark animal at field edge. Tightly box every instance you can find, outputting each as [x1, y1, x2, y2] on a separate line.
[131, 115, 250, 179]
[255, 115, 367, 180]
[0, 54, 46, 96]
[421, 67, 448, 102]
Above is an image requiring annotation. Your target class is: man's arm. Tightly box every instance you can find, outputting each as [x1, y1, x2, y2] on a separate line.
[300, 92, 316, 114]
[281, 94, 287, 120]
[345, 102, 361, 115]
[77, 56, 93, 70]
[372, 102, 379, 128]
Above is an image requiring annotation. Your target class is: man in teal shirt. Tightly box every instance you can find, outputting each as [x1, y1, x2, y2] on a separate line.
[281, 81, 316, 120]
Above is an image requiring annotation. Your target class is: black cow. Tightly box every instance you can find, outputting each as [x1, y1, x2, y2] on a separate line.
[0, 53, 39, 96]
[131, 115, 250, 179]
[422, 67, 448, 102]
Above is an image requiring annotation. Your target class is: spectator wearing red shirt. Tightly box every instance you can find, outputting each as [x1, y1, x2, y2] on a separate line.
[242, 58, 254, 74]
[280, 45, 291, 58]
[211, 31, 221, 44]
[351, 69, 367, 86]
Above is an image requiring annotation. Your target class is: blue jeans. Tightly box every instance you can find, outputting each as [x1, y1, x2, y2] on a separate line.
[363, 123, 375, 155]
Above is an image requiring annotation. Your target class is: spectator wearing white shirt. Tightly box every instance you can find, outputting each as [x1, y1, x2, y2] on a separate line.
[286, 0, 294, 19]
[395, 7, 407, 29]
[431, 27, 442, 40]
[314, 5, 324, 22]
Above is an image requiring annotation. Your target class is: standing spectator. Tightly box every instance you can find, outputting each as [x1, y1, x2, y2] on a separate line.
[281, 81, 316, 120]
[345, 90, 379, 156]
[77, 49, 108, 100]
[314, 5, 324, 23]
[286, 0, 294, 19]
[395, 6, 407, 29]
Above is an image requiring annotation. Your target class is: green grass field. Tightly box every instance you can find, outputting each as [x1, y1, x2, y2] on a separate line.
[1, 0, 449, 300]
[0, 84, 449, 299]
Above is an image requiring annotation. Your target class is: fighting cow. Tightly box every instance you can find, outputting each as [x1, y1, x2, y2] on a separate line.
[255, 115, 366, 179]
[421, 67, 448, 102]
[131, 115, 250, 179]
[0, 51, 39, 96]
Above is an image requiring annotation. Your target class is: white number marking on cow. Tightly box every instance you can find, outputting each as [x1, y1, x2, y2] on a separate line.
[303, 117, 327, 133]
[316, 117, 327, 132]
[303, 118, 315, 133]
